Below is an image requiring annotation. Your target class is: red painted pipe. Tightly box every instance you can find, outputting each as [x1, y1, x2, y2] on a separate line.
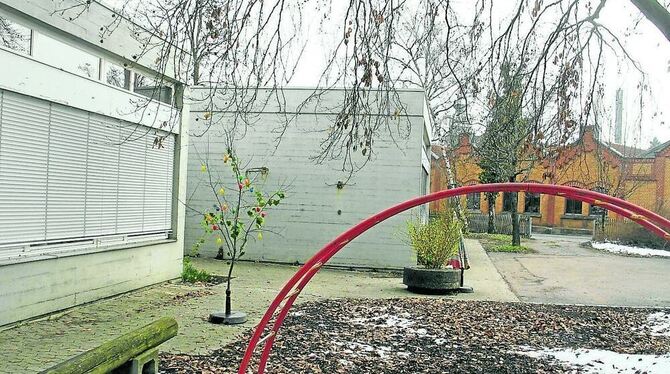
[239, 183, 670, 373]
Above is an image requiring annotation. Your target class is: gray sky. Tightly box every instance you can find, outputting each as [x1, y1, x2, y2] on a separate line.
[105, 0, 670, 148]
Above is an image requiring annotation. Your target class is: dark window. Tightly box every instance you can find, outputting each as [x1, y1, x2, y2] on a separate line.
[0, 16, 31, 54]
[565, 199, 583, 215]
[524, 193, 541, 213]
[105, 62, 131, 89]
[134, 73, 173, 104]
[466, 193, 480, 210]
[503, 193, 515, 212]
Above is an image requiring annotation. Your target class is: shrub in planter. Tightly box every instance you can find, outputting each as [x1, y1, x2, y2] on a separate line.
[403, 211, 463, 293]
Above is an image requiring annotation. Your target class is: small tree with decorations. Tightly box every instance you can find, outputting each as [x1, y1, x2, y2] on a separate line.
[195, 150, 286, 324]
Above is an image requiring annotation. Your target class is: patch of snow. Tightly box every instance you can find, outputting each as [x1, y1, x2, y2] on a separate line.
[351, 313, 415, 328]
[414, 328, 428, 335]
[591, 241, 670, 258]
[434, 338, 448, 345]
[289, 311, 304, 317]
[516, 346, 670, 373]
[645, 312, 670, 337]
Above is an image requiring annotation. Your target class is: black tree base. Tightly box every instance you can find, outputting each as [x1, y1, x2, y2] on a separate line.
[209, 311, 247, 325]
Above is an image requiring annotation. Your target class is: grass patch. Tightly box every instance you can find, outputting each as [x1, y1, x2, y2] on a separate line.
[182, 257, 213, 283]
[466, 232, 534, 253]
[489, 244, 533, 253]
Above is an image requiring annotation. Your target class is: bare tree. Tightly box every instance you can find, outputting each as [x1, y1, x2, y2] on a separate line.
[54, 0, 670, 175]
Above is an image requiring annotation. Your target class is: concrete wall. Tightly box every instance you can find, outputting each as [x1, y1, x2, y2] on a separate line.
[185, 87, 430, 269]
[0, 0, 185, 81]
[0, 2, 190, 326]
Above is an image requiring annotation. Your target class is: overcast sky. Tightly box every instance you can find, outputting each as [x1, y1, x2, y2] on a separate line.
[105, 0, 670, 148]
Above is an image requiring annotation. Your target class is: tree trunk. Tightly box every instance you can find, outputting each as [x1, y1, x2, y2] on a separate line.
[487, 193, 496, 234]
[630, 0, 670, 43]
[511, 192, 521, 246]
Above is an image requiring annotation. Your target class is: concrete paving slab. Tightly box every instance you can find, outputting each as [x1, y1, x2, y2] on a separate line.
[0, 239, 513, 373]
[489, 234, 670, 307]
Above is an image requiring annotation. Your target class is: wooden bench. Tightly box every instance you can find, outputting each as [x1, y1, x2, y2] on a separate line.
[41, 317, 178, 374]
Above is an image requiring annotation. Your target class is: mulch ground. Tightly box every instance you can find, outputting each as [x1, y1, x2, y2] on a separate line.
[160, 299, 670, 373]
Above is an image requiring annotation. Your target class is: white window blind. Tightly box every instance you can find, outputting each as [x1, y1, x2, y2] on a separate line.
[0, 89, 175, 259]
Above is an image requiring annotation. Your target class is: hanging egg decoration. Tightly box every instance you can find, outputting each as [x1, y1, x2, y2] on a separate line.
[218, 187, 225, 195]
[238, 183, 244, 190]
[212, 225, 218, 230]
[244, 178, 251, 187]
[257, 232, 263, 240]
[223, 154, 230, 163]
[216, 237, 223, 245]
[201, 164, 207, 172]
[261, 211, 267, 218]
[221, 204, 228, 211]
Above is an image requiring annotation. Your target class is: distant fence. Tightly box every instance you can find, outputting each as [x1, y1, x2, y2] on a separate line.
[594, 217, 670, 249]
[465, 213, 532, 237]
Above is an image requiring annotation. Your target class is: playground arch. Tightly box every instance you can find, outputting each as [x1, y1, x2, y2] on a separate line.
[239, 183, 670, 373]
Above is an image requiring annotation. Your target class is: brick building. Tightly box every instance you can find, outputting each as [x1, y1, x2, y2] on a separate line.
[431, 127, 670, 234]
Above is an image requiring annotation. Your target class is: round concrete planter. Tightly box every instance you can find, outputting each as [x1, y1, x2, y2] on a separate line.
[403, 266, 461, 294]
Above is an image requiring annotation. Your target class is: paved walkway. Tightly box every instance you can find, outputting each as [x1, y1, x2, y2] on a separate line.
[0, 239, 513, 373]
[489, 234, 670, 307]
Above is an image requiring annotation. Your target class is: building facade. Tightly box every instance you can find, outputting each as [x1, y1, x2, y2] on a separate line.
[185, 87, 431, 269]
[0, 1, 189, 325]
[431, 127, 670, 234]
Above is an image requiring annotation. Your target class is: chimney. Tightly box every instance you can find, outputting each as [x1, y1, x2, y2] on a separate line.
[614, 88, 623, 144]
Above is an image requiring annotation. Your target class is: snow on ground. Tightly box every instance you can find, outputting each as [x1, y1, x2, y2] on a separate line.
[516, 346, 670, 373]
[591, 241, 670, 258]
[645, 312, 670, 337]
[350, 313, 415, 328]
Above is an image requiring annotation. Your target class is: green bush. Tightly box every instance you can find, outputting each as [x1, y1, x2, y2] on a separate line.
[182, 257, 212, 283]
[406, 212, 462, 269]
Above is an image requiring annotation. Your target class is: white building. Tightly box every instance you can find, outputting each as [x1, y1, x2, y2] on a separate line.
[0, 1, 189, 326]
[186, 87, 431, 269]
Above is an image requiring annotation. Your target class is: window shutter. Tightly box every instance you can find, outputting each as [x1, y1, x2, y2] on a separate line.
[0, 88, 176, 259]
[143, 131, 174, 232]
[85, 114, 121, 236]
[46, 104, 88, 240]
[117, 124, 148, 234]
[0, 91, 50, 244]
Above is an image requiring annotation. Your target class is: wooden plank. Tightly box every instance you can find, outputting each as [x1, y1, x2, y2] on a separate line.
[41, 317, 178, 374]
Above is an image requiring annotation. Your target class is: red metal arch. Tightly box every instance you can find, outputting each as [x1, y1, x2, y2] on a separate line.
[239, 183, 670, 373]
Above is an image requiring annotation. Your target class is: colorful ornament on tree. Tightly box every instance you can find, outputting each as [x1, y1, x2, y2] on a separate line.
[212, 225, 219, 230]
[223, 154, 230, 163]
[221, 204, 228, 211]
[257, 232, 263, 240]
[218, 187, 225, 195]
[243, 178, 251, 187]
[261, 211, 267, 218]
[238, 183, 244, 190]
[216, 237, 223, 245]
[200, 164, 207, 172]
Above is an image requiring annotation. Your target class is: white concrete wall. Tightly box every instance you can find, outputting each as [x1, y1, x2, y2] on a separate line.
[0, 241, 182, 326]
[0, 0, 184, 81]
[185, 87, 429, 269]
[0, 1, 190, 326]
[0, 99, 189, 326]
[0, 47, 179, 132]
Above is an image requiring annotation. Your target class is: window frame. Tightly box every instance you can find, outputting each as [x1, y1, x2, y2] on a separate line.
[565, 198, 583, 215]
[524, 192, 541, 214]
[466, 192, 481, 210]
[0, 13, 33, 55]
